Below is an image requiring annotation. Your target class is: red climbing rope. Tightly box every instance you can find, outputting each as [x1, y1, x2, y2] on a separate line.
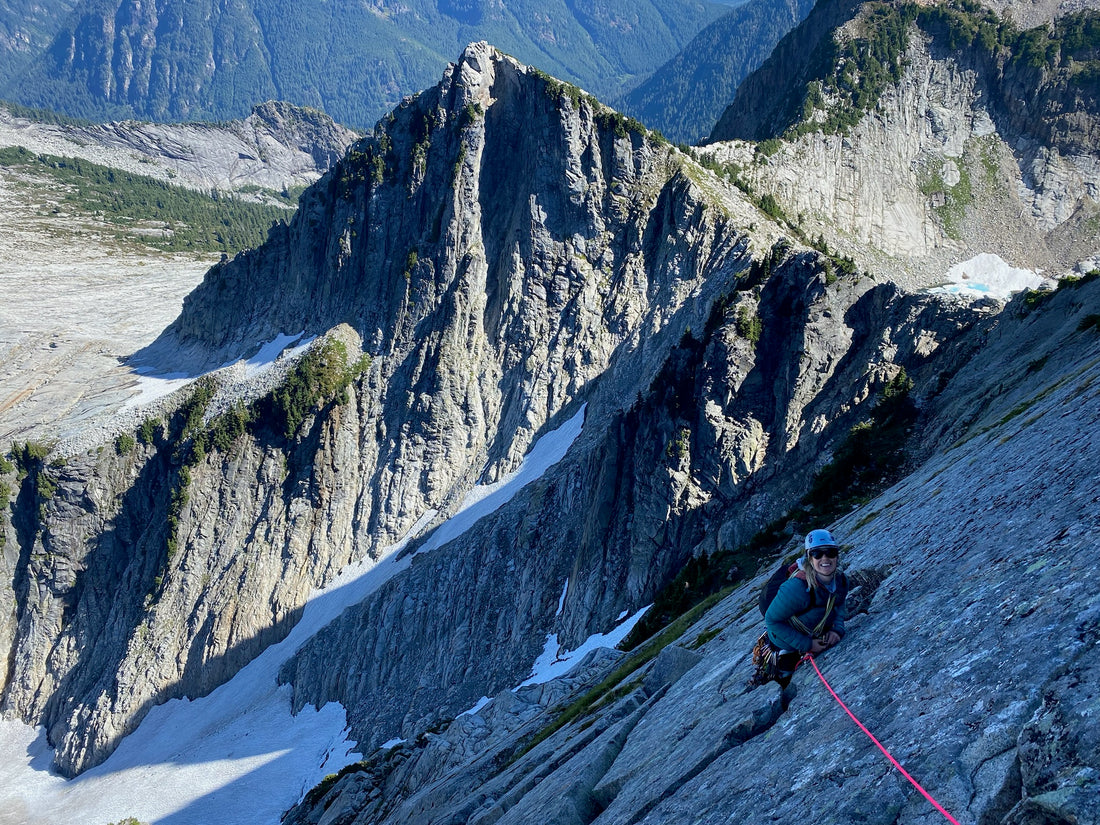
[801, 653, 961, 825]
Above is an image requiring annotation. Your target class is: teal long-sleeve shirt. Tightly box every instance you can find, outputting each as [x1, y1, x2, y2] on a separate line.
[764, 573, 848, 653]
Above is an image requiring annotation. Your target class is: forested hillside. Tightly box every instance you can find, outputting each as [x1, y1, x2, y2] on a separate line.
[0, 0, 725, 127]
[710, 0, 1100, 144]
[616, 0, 815, 144]
[0, 145, 295, 254]
[0, 0, 79, 67]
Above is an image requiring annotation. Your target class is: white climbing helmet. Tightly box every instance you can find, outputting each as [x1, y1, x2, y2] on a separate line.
[805, 529, 837, 551]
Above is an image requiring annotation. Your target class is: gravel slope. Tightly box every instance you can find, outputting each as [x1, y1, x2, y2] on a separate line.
[0, 163, 212, 449]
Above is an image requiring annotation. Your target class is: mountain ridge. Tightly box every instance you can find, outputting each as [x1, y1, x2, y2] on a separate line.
[0, 39, 1004, 782]
[700, 0, 1100, 289]
[0, 98, 358, 193]
[0, 0, 724, 129]
[0, 6, 1098, 823]
[283, 329, 1100, 824]
[615, 0, 816, 144]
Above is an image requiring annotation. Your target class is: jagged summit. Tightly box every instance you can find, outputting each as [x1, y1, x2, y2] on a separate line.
[140, 42, 692, 368]
[4, 43, 767, 779]
[1, 27, 1098, 825]
[133, 40, 761, 475]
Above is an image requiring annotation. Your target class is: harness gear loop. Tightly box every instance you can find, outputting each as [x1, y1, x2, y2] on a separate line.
[800, 654, 961, 825]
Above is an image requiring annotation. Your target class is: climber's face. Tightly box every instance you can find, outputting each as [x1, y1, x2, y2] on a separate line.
[809, 546, 838, 582]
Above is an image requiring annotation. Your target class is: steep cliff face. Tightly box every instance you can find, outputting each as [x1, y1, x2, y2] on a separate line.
[1, 29, 1091, 825]
[0, 374, 370, 776]
[0, 40, 999, 784]
[281, 267, 1100, 825]
[151, 41, 759, 548]
[705, 0, 1100, 280]
[0, 42, 760, 777]
[275, 256, 991, 756]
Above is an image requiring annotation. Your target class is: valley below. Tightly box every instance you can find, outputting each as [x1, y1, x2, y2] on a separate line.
[0, 4, 1097, 823]
[0, 167, 212, 450]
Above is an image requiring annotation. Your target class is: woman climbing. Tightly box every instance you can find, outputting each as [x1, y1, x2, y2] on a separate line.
[763, 528, 849, 687]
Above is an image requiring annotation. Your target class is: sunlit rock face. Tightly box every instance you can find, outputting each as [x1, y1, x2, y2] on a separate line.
[2, 41, 760, 778]
[283, 277, 1100, 825]
[706, 0, 1100, 282]
[2, 18, 1097, 824]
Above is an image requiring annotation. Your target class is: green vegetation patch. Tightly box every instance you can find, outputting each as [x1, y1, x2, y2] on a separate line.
[115, 433, 136, 455]
[0, 146, 293, 255]
[786, 2, 917, 140]
[772, 2, 1099, 146]
[735, 306, 763, 344]
[517, 587, 732, 761]
[168, 339, 371, 474]
[917, 1, 1100, 75]
[1024, 269, 1100, 310]
[916, 155, 974, 240]
[264, 339, 369, 440]
[8, 441, 59, 525]
[624, 370, 918, 650]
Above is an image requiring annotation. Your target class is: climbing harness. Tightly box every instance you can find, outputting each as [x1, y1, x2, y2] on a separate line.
[750, 592, 838, 688]
[800, 654, 961, 825]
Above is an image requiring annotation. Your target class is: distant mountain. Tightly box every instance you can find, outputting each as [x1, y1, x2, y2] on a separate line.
[709, 0, 1100, 145]
[615, 0, 816, 145]
[0, 99, 357, 193]
[0, 0, 79, 64]
[0, 0, 725, 128]
[693, 0, 1099, 295]
[2, 9, 1100, 820]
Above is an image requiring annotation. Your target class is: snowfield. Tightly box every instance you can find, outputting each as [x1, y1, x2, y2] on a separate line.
[0, 407, 593, 825]
[929, 252, 1046, 299]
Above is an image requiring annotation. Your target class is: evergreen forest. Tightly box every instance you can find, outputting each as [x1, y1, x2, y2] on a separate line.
[0, 145, 295, 255]
[0, 0, 725, 129]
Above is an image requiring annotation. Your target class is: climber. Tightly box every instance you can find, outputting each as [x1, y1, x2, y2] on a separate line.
[762, 528, 849, 687]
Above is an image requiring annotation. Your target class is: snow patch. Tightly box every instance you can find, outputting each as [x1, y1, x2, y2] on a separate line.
[122, 372, 195, 409]
[124, 331, 313, 411]
[414, 406, 586, 557]
[457, 697, 493, 718]
[0, 406, 588, 824]
[519, 606, 650, 688]
[242, 332, 312, 378]
[929, 253, 1044, 300]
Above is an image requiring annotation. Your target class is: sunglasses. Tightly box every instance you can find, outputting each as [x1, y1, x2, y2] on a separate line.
[809, 547, 838, 559]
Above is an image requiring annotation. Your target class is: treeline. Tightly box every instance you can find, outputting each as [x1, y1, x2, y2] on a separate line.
[0, 145, 294, 255]
[779, 2, 1099, 141]
[0, 99, 98, 127]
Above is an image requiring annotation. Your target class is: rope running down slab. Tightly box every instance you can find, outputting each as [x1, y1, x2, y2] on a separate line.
[801, 653, 962, 825]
